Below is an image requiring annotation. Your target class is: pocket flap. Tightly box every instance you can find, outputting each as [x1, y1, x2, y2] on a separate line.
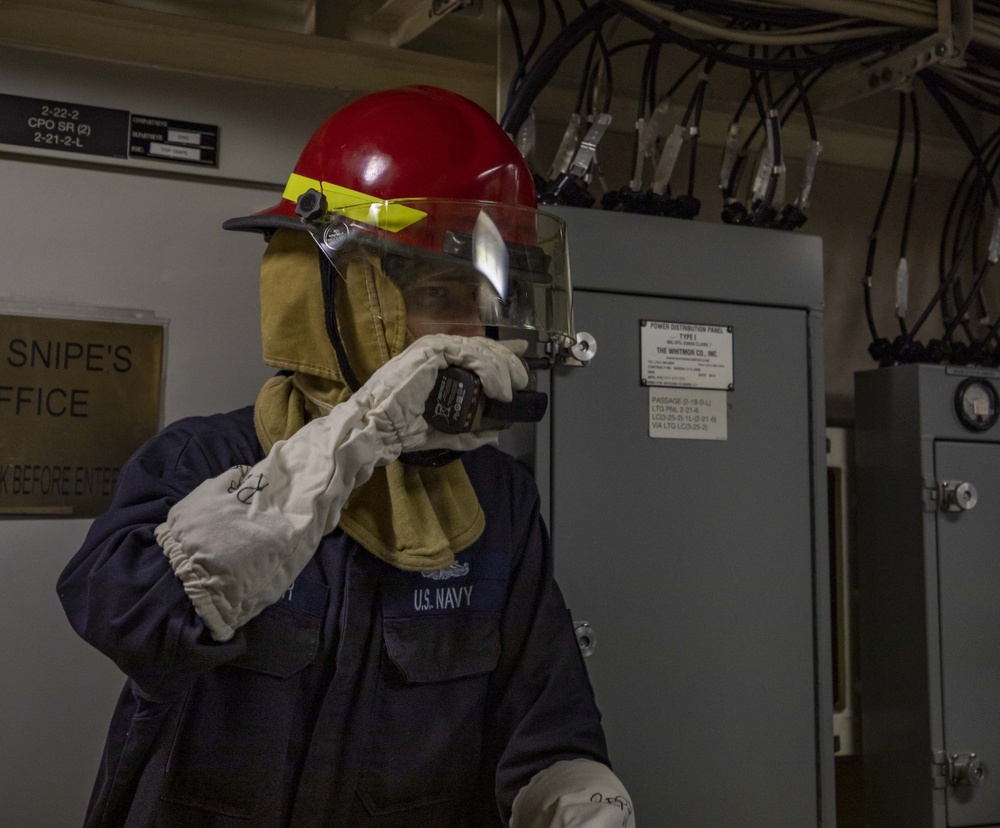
[229, 603, 321, 679]
[382, 612, 500, 683]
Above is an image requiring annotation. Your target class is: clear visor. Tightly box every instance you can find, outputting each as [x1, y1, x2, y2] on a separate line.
[302, 198, 575, 359]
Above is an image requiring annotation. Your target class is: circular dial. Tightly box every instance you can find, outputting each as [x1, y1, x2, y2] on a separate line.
[955, 378, 1000, 432]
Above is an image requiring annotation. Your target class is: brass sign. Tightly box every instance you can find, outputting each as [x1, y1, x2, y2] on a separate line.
[0, 313, 164, 517]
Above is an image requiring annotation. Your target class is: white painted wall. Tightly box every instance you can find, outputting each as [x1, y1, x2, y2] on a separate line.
[0, 46, 349, 825]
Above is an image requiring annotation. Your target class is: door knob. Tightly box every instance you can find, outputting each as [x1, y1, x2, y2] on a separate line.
[952, 753, 989, 787]
[940, 481, 978, 512]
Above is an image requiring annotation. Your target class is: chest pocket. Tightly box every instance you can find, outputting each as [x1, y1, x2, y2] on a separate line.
[229, 576, 328, 678]
[356, 609, 501, 823]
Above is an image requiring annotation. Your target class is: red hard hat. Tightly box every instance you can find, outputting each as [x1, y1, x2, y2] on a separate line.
[223, 85, 536, 235]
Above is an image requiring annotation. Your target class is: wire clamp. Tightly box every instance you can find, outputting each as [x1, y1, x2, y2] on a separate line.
[811, 0, 973, 110]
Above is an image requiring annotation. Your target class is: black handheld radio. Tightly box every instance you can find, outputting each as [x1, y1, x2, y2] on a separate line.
[423, 365, 548, 434]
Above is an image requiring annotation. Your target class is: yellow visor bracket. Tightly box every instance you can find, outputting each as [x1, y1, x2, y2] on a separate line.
[282, 173, 427, 233]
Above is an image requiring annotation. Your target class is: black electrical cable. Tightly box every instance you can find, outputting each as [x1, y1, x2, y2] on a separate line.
[863, 93, 908, 343]
[762, 46, 776, 112]
[629, 52, 707, 195]
[917, 73, 1000, 344]
[608, 37, 657, 59]
[575, 31, 603, 115]
[975, 296, 1000, 355]
[679, 72, 703, 126]
[742, 46, 781, 215]
[946, 155, 990, 337]
[523, 0, 549, 76]
[936, 134, 989, 328]
[896, 90, 921, 335]
[906, 197, 982, 343]
[637, 37, 656, 122]
[922, 74, 1000, 209]
[783, 66, 827, 131]
[971, 198, 985, 304]
[666, 52, 709, 100]
[718, 60, 825, 208]
[927, 69, 1000, 117]
[576, 22, 615, 118]
[501, 1, 617, 135]
[964, 61, 1000, 84]
[722, 44, 797, 199]
[899, 91, 920, 256]
[759, 45, 783, 212]
[748, 54, 767, 127]
[974, 133, 1000, 330]
[944, 132, 1000, 342]
[647, 38, 662, 114]
[942, 258, 993, 345]
[500, 0, 527, 111]
[687, 62, 713, 197]
[551, 0, 568, 28]
[572, 11, 616, 118]
[502, 0, 923, 134]
[585, 41, 615, 115]
[788, 53, 818, 140]
[629, 38, 661, 185]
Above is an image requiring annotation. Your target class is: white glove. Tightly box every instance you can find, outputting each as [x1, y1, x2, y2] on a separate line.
[356, 333, 529, 454]
[156, 335, 528, 642]
[511, 759, 635, 828]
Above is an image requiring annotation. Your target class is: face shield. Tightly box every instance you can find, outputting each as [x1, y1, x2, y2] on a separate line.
[294, 193, 590, 367]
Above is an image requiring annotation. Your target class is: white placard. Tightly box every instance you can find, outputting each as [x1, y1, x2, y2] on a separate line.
[167, 128, 203, 146]
[649, 388, 728, 441]
[640, 320, 734, 390]
[149, 141, 202, 161]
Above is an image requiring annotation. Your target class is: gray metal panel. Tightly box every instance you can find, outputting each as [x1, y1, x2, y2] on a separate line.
[855, 367, 941, 828]
[810, 306, 838, 815]
[855, 364, 1000, 828]
[549, 206, 825, 311]
[552, 290, 820, 826]
[935, 440, 1000, 827]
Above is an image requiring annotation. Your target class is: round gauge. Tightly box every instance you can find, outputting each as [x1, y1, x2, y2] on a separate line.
[954, 377, 1000, 432]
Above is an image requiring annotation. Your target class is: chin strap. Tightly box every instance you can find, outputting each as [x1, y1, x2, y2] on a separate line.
[318, 251, 362, 393]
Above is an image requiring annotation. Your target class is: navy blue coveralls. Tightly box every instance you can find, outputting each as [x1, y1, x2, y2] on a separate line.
[58, 407, 609, 827]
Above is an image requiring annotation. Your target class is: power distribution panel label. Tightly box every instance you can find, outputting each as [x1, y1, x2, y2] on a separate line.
[640, 320, 734, 390]
[129, 114, 218, 166]
[0, 93, 129, 158]
[649, 388, 727, 440]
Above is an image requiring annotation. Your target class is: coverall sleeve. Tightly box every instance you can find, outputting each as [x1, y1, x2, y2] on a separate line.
[57, 425, 249, 701]
[479, 475, 614, 824]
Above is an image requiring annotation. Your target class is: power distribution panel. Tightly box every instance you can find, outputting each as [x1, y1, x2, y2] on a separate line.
[856, 364, 1000, 828]
[544, 207, 834, 826]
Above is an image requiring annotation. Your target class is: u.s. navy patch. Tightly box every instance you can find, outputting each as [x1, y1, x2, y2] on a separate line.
[380, 551, 506, 619]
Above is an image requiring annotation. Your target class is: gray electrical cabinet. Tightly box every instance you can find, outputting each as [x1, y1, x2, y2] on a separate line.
[856, 364, 1000, 828]
[542, 208, 835, 827]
